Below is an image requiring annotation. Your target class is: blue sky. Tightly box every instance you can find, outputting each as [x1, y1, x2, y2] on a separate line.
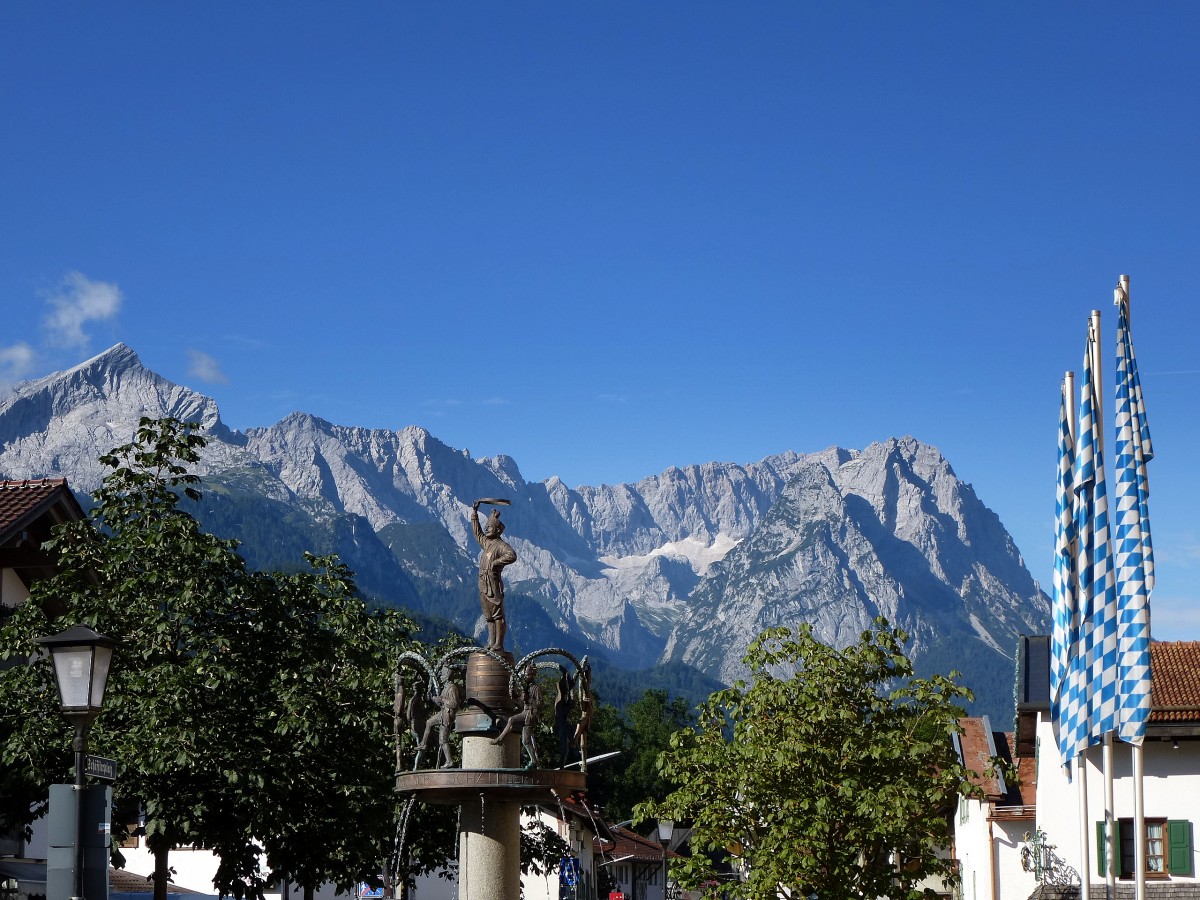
[2, 4, 1198, 639]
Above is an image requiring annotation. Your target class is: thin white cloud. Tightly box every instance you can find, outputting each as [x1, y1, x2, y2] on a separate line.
[1153, 533, 1200, 566]
[42, 272, 122, 349]
[187, 349, 230, 385]
[0, 342, 37, 389]
[222, 333, 269, 351]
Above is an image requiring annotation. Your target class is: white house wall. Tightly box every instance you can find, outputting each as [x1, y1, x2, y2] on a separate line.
[957, 796, 994, 900]
[1035, 711, 1199, 883]
[1, 566, 30, 609]
[993, 817, 1037, 900]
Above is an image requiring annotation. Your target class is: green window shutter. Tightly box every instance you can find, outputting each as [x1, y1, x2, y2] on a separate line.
[1114, 820, 1122, 877]
[1167, 820, 1193, 876]
[1095, 821, 1123, 877]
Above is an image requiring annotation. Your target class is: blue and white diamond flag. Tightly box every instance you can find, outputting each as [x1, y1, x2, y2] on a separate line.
[1113, 293, 1153, 744]
[1051, 375, 1085, 762]
[1076, 317, 1119, 747]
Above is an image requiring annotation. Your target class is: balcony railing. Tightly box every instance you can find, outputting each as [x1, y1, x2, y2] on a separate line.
[990, 804, 1037, 820]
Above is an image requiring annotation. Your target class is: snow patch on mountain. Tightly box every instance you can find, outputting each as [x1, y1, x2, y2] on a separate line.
[600, 533, 739, 577]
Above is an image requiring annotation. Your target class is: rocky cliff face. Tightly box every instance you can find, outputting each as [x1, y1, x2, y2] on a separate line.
[0, 344, 239, 488]
[662, 440, 1048, 686]
[0, 345, 1050, 717]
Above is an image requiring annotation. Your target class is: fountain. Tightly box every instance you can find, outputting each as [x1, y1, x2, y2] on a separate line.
[393, 499, 593, 900]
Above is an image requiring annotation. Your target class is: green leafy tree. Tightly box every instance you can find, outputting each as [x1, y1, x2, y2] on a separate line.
[1, 419, 267, 898]
[635, 619, 979, 900]
[234, 557, 412, 900]
[0, 419, 420, 900]
[587, 689, 694, 823]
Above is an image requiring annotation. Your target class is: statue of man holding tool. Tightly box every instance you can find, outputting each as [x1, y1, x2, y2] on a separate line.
[470, 498, 517, 652]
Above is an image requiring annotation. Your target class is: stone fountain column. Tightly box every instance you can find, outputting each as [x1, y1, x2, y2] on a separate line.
[458, 651, 520, 900]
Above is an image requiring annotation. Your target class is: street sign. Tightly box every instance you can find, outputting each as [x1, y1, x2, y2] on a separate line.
[85, 755, 118, 781]
[357, 884, 384, 899]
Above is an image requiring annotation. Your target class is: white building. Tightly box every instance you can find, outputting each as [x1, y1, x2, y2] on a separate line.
[1005, 635, 1199, 899]
[952, 717, 1039, 900]
[591, 824, 684, 900]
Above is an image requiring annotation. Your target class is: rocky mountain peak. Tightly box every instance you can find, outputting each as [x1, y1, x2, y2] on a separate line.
[0, 343, 233, 486]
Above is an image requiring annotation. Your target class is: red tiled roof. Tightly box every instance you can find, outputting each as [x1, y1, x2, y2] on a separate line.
[957, 719, 1037, 808]
[958, 717, 1005, 798]
[1149, 641, 1200, 723]
[594, 825, 680, 863]
[1002, 732, 1037, 807]
[0, 478, 83, 540]
[109, 868, 200, 894]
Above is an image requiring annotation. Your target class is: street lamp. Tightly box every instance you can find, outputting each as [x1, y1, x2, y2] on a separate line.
[656, 819, 674, 900]
[37, 625, 118, 900]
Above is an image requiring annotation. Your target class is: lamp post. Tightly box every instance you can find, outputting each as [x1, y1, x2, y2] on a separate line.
[37, 625, 118, 900]
[655, 819, 674, 900]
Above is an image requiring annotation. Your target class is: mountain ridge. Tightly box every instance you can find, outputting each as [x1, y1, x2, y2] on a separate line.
[0, 344, 1051, 719]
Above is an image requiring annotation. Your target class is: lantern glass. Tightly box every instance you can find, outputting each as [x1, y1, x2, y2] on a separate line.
[51, 645, 97, 709]
[91, 642, 114, 708]
[657, 819, 675, 844]
[38, 625, 118, 716]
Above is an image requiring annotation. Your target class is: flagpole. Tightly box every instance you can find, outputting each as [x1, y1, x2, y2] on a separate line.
[1087, 308, 1119, 900]
[1103, 732, 1116, 898]
[1062, 369, 1092, 900]
[1078, 754, 1091, 900]
[1116, 275, 1148, 900]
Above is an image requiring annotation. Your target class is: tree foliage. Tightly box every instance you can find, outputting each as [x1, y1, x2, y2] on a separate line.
[587, 688, 695, 823]
[0, 419, 415, 900]
[635, 620, 980, 900]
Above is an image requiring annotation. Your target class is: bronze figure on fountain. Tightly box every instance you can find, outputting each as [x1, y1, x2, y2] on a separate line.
[470, 499, 517, 652]
[491, 663, 542, 769]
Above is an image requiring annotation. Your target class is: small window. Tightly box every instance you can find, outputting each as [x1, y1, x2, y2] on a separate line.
[1118, 819, 1165, 875]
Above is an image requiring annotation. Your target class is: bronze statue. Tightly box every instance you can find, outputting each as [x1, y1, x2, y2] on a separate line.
[470, 499, 517, 652]
[573, 660, 593, 766]
[419, 675, 462, 769]
[393, 672, 405, 771]
[407, 686, 427, 742]
[492, 663, 542, 768]
[554, 666, 573, 765]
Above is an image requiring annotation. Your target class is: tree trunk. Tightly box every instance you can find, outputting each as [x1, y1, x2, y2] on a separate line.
[150, 837, 170, 900]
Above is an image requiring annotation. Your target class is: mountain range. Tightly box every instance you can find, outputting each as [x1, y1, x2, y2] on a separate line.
[0, 344, 1051, 720]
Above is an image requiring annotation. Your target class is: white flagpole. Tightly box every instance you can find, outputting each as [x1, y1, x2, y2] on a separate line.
[1118, 274, 1148, 900]
[1079, 752, 1092, 900]
[1089, 309, 1118, 900]
[1104, 732, 1116, 898]
[1064, 370, 1092, 900]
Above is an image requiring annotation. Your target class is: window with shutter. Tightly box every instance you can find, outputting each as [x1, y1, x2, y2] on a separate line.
[1100, 818, 1193, 877]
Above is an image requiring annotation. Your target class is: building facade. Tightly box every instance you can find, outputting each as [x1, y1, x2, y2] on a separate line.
[1012, 637, 1199, 898]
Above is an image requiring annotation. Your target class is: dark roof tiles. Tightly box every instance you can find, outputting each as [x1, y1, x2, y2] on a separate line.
[0, 479, 75, 538]
[1149, 641, 1200, 722]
